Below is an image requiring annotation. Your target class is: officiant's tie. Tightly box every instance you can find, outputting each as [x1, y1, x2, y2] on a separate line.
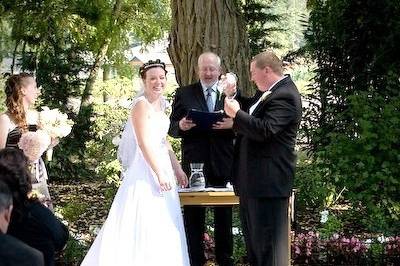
[206, 87, 214, 112]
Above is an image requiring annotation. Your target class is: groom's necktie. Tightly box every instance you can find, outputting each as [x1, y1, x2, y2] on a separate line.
[206, 87, 214, 112]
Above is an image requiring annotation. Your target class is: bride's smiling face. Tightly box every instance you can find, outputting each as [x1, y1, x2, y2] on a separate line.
[143, 67, 167, 97]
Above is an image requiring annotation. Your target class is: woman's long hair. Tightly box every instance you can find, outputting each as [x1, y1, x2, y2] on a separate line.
[4, 73, 33, 131]
[0, 148, 34, 221]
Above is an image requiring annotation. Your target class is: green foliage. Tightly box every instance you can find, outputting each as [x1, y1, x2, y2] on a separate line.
[82, 102, 129, 181]
[168, 135, 181, 162]
[46, 77, 131, 181]
[56, 199, 89, 223]
[0, 76, 6, 113]
[321, 91, 400, 233]
[285, 58, 316, 94]
[232, 206, 247, 264]
[165, 90, 182, 160]
[368, 241, 384, 261]
[304, 0, 400, 234]
[92, 76, 135, 100]
[294, 151, 332, 210]
[59, 237, 88, 265]
[104, 185, 119, 210]
[0, 0, 171, 183]
[205, 206, 247, 263]
[0, 14, 13, 61]
[242, 0, 309, 56]
[318, 213, 344, 239]
[242, 0, 281, 56]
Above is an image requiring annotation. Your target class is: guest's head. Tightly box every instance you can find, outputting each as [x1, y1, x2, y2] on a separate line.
[250, 50, 283, 91]
[0, 149, 33, 220]
[197, 52, 221, 87]
[139, 59, 167, 99]
[0, 180, 13, 233]
[4, 73, 40, 129]
[0, 148, 31, 183]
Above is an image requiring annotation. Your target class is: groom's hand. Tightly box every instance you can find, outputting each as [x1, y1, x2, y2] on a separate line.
[224, 98, 240, 118]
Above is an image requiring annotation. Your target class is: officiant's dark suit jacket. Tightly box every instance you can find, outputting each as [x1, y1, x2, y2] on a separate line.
[233, 75, 302, 198]
[169, 81, 235, 185]
[169, 81, 235, 266]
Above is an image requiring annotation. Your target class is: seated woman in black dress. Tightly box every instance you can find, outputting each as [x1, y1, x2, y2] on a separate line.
[0, 148, 68, 266]
[0, 73, 52, 209]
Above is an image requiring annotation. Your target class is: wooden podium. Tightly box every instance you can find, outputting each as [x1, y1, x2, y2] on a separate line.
[179, 190, 294, 266]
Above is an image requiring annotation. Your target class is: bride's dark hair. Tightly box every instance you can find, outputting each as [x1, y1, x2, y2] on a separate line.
[139, 59, 167, 79]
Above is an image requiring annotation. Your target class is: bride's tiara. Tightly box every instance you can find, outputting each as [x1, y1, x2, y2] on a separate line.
[139, 59, 167, 78]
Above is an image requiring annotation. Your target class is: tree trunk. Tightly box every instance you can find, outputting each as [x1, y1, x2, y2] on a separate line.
[168, 0, 252, 95]
[73, 0, 122, 145]
[21, 41, 27, 71]
[11, 39, 20, 74]
[80, 44, 109, 107]
[102, 64, 111, 102]
[103, 64, 111, 81]
[78, 0, 122, 109]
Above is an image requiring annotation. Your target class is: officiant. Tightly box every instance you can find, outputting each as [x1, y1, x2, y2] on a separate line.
[169, 52, 235, 266]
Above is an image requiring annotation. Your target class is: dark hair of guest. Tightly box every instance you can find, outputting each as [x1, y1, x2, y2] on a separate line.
[0, 148, 35, 221]
[0, 180, 13, 212]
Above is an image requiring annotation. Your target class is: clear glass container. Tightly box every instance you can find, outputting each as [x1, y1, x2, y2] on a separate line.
[217, 72, 238, 99]
[189, 163, 206, 189]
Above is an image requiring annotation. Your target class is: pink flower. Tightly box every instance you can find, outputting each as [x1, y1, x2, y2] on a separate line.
[204, 233, 210, 242]
[18, 130, 51, 161]
[295, 246, 301, 254]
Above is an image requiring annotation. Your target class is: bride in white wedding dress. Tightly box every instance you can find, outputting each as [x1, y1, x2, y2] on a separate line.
[81, 60, 190, 266]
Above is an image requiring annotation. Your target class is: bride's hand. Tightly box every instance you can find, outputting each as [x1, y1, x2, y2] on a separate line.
[175, 167, 188, 188]
[158, 174, 172, 191]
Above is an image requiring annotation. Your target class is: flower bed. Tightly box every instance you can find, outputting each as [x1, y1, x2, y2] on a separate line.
[291, 232, 400, 265]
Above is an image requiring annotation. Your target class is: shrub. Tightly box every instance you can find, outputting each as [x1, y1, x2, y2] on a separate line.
[385, 236, 400, 265]
[326, 234, 368, 265]
[304, 0, 400, 235]
[58, 237, 88, 265]
[294, 151, 332, 211]
[292, 231, 321, 264]
[318, 212, 344, 240]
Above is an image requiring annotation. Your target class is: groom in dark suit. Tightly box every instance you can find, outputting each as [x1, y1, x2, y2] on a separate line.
[224, 50, 302, 266]
[169, 52, 235, 266]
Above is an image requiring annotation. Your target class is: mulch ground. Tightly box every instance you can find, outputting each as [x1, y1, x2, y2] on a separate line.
[49, 181, 112, 242]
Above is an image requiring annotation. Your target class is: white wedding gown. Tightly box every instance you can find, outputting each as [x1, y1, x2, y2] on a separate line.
[81, 96, 190, 266]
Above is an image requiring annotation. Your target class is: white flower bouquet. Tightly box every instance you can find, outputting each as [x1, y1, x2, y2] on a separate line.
[38, 107, 73, 138]
[18, 130, 51, 162]
[38, 107, 74, 160]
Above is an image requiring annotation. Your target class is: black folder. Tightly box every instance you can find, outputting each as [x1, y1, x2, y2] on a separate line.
[186, 109, 224, 130]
